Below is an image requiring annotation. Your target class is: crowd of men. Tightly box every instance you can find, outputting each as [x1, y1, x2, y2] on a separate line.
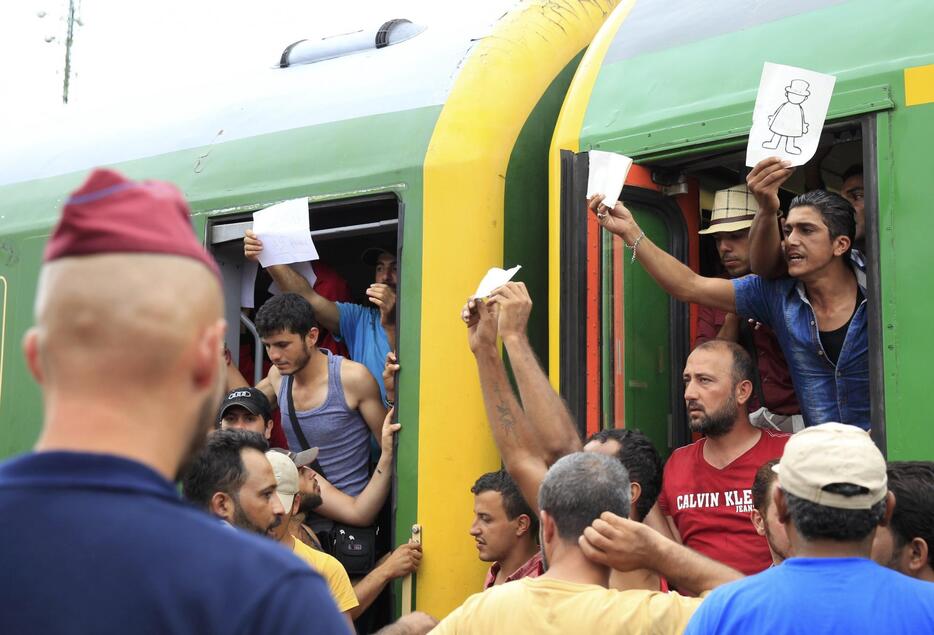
[0, 149, 932, 634]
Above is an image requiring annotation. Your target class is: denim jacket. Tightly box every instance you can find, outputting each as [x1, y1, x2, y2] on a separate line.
[732, 265, 869, 430]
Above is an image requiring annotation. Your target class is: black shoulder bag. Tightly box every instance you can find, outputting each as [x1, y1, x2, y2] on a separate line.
[285, 374, 377, 577]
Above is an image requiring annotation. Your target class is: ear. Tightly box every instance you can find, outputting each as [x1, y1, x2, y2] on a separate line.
[735, 378, 754, 406]
[907, 538, 930, 575]
[540, 510, 556, 545]
[880, 491, 896, 527]
[22, 328, 44, 385]
[194, 319, 227, 390]
[290, 493, 302, 518]
[629, 482, 643, 521]
[305, 327, 320, 349]
[515, 513, 531, 537]
[832, 233, 852, 258]
[774, 487, 791, 525]
[210, 491, 234, 522]
[750, 508, 766, 536]
[264, 419, 274, 441]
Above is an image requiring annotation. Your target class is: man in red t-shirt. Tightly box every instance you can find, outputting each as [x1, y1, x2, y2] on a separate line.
[696, 184, 800, 432]
[656, 340, 789, 575]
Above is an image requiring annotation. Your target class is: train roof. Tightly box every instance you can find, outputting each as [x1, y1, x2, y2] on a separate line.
[0, 2, 517, 231]
[580, 0, 934, 156]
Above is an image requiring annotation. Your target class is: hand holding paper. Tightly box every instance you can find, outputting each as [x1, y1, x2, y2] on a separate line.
[587, 150, 634, 209]
[252, 198, 319, 268]
[472, 265, 522, 299]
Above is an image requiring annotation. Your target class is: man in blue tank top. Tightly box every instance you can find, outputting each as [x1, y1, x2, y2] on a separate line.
[245, 232, 395, 402]
[0, 169, 347, 634]
[248, 293, 386, 496]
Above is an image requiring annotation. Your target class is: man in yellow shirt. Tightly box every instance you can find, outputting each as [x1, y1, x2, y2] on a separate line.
[432, 453, 742, 634]
[266, 450, 359, 628]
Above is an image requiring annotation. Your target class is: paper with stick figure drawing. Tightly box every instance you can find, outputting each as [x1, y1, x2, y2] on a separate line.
[746, 63, 836, 167]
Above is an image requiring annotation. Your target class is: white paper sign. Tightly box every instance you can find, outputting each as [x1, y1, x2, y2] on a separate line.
[252, 198, 319, 267]
[472, 265, 522, 299]
[746, 63, 836, 167]
[586, 150, 634, 208]
[269, 261, 318, 296]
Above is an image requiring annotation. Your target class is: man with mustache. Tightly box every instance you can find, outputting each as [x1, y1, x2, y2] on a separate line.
[696, 184, 800, 432]
[654, 340, 790, 575]
[590, 159, 869, 429]
[0, 169, 346, 634]
[245, 234, 397, 400]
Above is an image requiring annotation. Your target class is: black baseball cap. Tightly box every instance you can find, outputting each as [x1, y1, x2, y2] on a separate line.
[219, 387, 273, 421]
[361, 245, 395, 266]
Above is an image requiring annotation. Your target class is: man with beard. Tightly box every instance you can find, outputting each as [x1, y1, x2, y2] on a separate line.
[750, 459, 791, 565]
[871, 461, 934, 582]
[245, 233, 396, 400]
[655, 340, 789, 575]
[182, 430, 285, 537]
[265, 450, 359, 627]
[590, 163, 869, 429]
[0, 169, 346, 634]
[249, 292, 385, 496]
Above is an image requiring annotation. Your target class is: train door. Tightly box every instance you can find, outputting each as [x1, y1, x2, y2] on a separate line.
[560, 151, 691, 456]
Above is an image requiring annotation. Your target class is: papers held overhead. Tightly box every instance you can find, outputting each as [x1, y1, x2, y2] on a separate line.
[586, 150, 634, 208]
[252, 198, 320, 268]
[473, 265, 522, 299]
[746, 62, 836, 167]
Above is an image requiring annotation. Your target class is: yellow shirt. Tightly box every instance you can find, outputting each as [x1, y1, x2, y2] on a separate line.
[431, 577, 703, 635]
[291, 538, 360, 613]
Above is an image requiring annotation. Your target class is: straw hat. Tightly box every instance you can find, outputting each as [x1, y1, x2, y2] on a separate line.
[699, 184, 759, 235]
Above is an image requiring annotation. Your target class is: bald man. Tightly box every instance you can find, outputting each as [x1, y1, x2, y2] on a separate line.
[0, 170, 348, 634]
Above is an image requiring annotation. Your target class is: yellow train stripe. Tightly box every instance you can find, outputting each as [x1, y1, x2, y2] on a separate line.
[905, 63, 934, 107]
[547, 0, 638, 387]
[419, 0, 619, 618]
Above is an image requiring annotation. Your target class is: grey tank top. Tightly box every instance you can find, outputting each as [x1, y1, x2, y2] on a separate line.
[278, 349, 370, 496]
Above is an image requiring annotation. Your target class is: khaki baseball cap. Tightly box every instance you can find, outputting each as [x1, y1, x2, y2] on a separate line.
[265, 450, 302, 513]
[773, 423, 887, 510]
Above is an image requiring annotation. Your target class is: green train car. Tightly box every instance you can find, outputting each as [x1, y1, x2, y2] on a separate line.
[548, 0, 934, 460]
[1, 0, 932, 622]
[0, 0, 618, 618]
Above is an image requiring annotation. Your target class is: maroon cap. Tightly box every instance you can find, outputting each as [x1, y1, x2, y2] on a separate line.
[44, 168, 220, 278]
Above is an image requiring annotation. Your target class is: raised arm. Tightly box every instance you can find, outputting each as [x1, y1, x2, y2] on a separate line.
[580, 512, 742, 596]
[589, 196, 736, 313]
[746, 157, 794, 279]
[465, 298, 548, 514]
[307, 407, 398, 526]
[489, 282, 581, 465]
[244, 229, 341, 333]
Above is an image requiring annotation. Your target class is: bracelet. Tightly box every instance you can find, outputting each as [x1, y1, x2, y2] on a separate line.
[625, 231, 646, 264]
[385, 398, 395, 408]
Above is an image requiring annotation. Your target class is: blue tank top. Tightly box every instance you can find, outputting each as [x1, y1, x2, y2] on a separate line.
[278, 350, 370, 496]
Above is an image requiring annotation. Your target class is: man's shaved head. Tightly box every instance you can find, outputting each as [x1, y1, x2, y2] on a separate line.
[26, 253, 226, 479]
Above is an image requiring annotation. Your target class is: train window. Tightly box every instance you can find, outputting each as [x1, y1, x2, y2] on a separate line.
[644, 115, 884, 450]
[208, 193, 401, 383]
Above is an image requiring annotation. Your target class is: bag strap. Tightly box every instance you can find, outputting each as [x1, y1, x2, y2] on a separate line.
[285, 374, 328, 479]
[737, 320, 769, 410]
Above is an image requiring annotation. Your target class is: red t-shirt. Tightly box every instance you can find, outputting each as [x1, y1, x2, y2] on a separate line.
[657, 430, 789, 575]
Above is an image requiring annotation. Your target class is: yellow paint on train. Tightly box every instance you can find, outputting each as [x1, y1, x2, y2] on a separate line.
[418, 0, 620, 617]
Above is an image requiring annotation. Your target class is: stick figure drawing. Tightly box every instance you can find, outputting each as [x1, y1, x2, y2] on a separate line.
[762, 78, 811, 155]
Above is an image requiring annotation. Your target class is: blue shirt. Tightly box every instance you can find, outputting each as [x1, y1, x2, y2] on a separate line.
[733, 267, 869, 429]
[685, 557, 934, 634]
[0, 452, 349, 635]
[336, 301, 391, 401]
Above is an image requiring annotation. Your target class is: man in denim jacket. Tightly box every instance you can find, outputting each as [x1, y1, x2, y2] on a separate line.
[587, 157, 868, 429]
